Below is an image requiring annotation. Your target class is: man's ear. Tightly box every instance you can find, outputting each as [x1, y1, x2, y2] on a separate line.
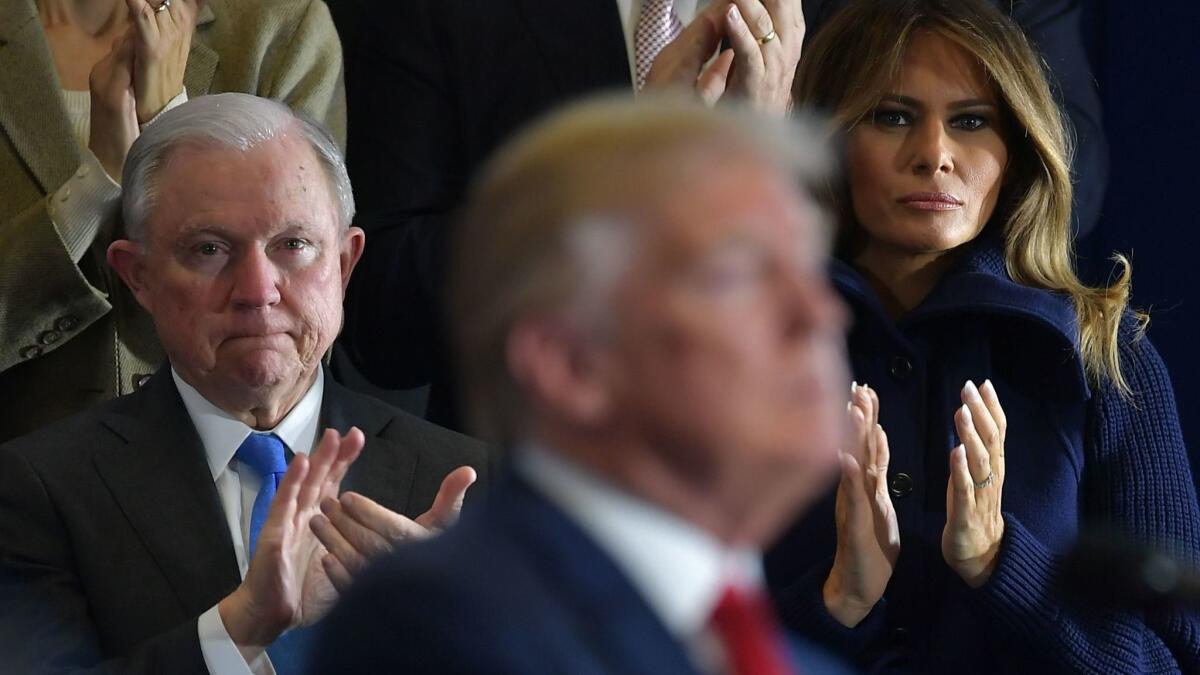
[506, 317, 614, 430]
[340, 226, 366, 292]
[107, 239, 155, 312]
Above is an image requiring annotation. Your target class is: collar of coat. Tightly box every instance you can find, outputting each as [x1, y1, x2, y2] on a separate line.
[831, 232, 1091, 399]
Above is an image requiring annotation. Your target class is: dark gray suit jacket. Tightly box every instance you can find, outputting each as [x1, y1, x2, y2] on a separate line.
[0, 367, 491, 674]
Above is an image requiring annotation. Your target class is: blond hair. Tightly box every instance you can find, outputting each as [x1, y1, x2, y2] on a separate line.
[450, 94, 829, 440]
[794, 0, 1143, 394]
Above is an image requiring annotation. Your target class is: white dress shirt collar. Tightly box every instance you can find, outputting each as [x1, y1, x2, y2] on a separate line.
[515, 444, 763, 643]
[172, 367, 325, 476]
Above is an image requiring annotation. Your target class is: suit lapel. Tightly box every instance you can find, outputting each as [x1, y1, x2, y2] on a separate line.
[183, 3, 218, 97]
[501, 476, 703, 675]
[92, 370, 241, 617]
[0, 0, 80, 195]
[514, 0, 631, 95]
[320, 377, 420, 514]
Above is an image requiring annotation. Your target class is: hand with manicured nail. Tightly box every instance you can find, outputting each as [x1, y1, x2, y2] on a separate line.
[942, 379, 1008, 588]
[823, 382, 900, 627]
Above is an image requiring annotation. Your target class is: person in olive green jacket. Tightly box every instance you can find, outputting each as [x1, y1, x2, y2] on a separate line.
[0, 0, 345, 442]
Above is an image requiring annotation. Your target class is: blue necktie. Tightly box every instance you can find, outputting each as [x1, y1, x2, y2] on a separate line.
[233, 433, 311, 675]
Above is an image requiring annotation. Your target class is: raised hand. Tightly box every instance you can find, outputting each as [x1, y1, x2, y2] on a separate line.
[218, 428, 364, 649]
[88, 28, 140, 182]
[721, 0, 805, 114]
[125, 0, 198, 123]
[643, 2, 731, 105]
[942, 379, 1007, 588]
[312, 466, 478, 593]
[823, 383, 900, 628]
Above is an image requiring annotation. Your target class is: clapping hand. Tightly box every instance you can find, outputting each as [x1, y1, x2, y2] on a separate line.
[88, 28, 139, 181]
[218, 428, 363, 649]
[644, 0, 805, 114]
[125, 0, 198, 123]
[823, 383, 899, 628]
[311, 466, 478, 593]
[942, 380, 1007, 588]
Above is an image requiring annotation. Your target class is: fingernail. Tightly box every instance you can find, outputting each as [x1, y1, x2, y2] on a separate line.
[728, 5, 741, 23]
[964, 380, 980, 401]
[847, 401, 853, 412]
[851, 381, 858, 393]
[982, 379, 995, 396]
[961, 404, 972, 423]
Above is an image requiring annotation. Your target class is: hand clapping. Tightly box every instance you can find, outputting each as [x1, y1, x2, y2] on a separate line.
[643, 0, 805, 115]
[125, 0, 198, 123]
[823, 383, 900, 628]
[942, 379, 1007, 588]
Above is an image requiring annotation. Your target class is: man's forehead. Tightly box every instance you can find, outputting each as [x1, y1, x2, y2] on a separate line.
[650, 163, 819, 255]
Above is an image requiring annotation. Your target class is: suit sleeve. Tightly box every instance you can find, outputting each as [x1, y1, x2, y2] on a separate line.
[0, 449, 209, 675]
[0, 196, 112, 375]
[257, 0, 347, 147]
[972, 332, 1200, 673]
[338, 0, 461, 389]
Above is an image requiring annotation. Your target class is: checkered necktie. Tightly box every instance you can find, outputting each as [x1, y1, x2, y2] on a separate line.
[634, 0, 684, 90]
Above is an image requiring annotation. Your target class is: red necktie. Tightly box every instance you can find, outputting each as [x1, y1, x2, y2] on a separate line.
[709, 585, 799, 675]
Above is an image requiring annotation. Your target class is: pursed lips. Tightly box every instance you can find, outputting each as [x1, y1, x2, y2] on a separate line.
[897, 192, 964, 211]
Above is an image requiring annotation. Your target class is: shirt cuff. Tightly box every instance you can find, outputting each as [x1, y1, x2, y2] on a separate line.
[141, 87, 189, 130]
[49, 150, 121, 263]
[198, 603, 275, 675]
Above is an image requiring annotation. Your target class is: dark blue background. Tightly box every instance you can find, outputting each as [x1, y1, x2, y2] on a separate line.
[1082, 1, 1200, 494]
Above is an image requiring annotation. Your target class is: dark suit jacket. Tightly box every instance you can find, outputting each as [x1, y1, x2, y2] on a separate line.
[313, 471, 853, 674]
[0, 368, 491, 675]
[339, 0, 1106, 430]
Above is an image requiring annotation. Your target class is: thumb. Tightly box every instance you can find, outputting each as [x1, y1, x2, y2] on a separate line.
[415, 466, 477, 530]
[696, 49, 734, 105]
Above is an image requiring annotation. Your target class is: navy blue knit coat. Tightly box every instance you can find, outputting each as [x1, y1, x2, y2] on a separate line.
[767, 240, 1200, 673]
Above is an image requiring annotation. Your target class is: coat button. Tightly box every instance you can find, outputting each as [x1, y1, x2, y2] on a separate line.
[889, 355, 913, 380]
[134, 374, 152, 389]
[20, 345, 43, 359]
[55, 315, 80, 332]
[889, 472, 914, 498]
[38, 329, 63, 345]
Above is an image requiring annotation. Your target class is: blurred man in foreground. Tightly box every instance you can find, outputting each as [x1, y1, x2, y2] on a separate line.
[0, 93, 488, 675]
[317, 96, 854, 674]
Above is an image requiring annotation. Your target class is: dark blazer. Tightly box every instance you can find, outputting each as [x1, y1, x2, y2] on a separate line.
[338, 0, 1107, 430]
[314, 471, 853, 674]
[765, 239, 1200, 673]
[0, 368, 491, 675]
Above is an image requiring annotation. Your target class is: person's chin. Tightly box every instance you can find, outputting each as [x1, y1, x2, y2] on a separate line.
[227, 351, 300, 390]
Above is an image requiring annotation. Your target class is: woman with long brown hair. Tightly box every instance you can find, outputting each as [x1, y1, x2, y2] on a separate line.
[766, 0, 1200, 671]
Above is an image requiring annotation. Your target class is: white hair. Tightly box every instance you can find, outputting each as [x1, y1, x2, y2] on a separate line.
[120, 93, 354, 241]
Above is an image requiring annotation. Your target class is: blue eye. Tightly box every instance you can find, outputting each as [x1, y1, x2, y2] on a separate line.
[951, 114, 989, 131]
[873, 108, 911, 127]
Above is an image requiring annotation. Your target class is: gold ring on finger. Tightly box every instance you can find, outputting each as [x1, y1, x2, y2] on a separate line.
[757, 29, 777, 45]
[155, 0, 171, 13]
[973, 470, 994, 489]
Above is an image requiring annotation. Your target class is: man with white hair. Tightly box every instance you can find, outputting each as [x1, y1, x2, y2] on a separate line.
[0, 93, 489, 675]
[316, 95, 854, 674]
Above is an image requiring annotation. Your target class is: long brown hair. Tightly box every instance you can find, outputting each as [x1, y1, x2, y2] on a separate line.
[794, 0, 1143, 394]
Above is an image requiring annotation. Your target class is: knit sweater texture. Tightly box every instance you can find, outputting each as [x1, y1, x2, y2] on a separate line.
[766, 239, 1200, 673]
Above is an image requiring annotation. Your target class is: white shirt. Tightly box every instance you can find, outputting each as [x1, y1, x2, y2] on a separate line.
[516, 445, 764, 675]
[614, 0, 710, 83]
[173, 368, 324, 675]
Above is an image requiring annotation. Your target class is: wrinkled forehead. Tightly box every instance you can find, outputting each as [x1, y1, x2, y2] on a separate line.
[145, 135, 338, 244]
